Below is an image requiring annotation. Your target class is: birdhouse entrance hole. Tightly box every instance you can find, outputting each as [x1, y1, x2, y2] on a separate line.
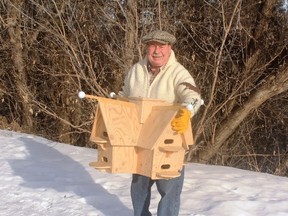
[102, 157, 108, 163]
[161, 164, 171, 169]
[164, 139, 174, 144]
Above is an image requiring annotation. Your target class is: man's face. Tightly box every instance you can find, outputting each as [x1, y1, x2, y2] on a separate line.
[146, 42, 172, 67]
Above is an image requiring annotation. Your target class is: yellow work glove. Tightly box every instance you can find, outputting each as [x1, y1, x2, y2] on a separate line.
[171, 108, 191, 134]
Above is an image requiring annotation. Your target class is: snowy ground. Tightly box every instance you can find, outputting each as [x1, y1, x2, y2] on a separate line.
[0, 129, 287, 216]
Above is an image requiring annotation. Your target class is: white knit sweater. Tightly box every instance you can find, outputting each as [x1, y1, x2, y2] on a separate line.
[119, 51, 202, 114]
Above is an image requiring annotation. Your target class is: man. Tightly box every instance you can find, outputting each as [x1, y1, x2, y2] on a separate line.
[119, 30, 202, 216]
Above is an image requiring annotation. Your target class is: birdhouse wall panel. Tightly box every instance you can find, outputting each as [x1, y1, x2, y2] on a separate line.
[111, 146, 137, 173]
[159, 121, 183, 143]
[98, 100, 141, 147]
[151, 149, 185, 179]
[89, 107, 110, 144]
[97, 147, 112, 165]
[153, 149, 185, 171]
[89, 146, 113, 172]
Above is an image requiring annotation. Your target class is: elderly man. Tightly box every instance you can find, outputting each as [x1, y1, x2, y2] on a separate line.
[119, 30, 202, 216]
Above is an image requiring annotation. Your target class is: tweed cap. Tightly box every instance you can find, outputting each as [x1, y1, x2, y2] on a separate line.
[142, 30, 176, 45]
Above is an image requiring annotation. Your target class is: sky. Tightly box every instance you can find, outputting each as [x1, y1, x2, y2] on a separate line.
[1, 129, 288, 216]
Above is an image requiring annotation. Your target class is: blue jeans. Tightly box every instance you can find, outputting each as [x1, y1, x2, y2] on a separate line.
[130, 168, 185, 216]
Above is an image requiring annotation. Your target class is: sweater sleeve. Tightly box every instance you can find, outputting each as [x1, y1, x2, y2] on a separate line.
[118, 66, 134, 97]
[174, 66, 202, 115]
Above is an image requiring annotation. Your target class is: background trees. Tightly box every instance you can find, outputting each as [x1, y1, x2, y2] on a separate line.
[0, 0, 287, 176]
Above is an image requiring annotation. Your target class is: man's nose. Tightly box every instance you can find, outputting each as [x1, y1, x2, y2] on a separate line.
[153, 46, 161, 53]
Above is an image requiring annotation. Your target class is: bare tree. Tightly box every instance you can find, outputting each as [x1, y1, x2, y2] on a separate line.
[180, 0, 288, 175]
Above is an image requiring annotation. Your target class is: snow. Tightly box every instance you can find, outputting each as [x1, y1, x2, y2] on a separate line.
[1, 129, 287, 216]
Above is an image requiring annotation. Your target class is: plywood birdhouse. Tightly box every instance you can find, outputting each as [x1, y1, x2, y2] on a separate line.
[88, 96, 194, 179]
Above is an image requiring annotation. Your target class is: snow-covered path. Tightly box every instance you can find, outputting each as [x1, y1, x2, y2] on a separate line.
[1, 130, 287, 216]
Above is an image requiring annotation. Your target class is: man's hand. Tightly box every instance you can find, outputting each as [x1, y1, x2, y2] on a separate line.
[171, 108, 191, 134]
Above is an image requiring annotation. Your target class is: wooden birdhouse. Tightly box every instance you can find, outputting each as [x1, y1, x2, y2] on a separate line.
[88, 96, 194, 179]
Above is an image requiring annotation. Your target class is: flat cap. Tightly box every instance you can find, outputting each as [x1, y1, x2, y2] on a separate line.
[142, 30, 176, 45]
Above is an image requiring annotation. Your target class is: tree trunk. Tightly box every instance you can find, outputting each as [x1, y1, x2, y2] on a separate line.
[125, 0, 137, 69]
[7, 1, 33, 128]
